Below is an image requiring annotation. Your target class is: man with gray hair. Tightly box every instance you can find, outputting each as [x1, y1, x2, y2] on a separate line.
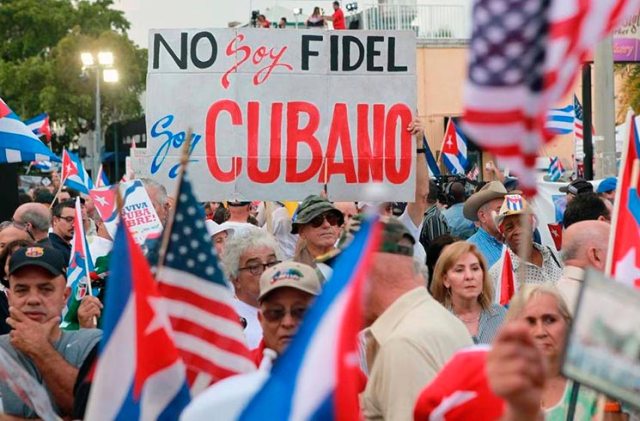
[141, 178, 171, 226]
[12, 202, 51, 243]
[557, 220, 610, 313]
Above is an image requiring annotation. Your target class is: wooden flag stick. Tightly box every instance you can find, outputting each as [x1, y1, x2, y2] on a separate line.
[156, 130, 193, 274]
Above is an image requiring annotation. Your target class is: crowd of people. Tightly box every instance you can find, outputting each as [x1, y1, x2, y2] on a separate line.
[254, 1, 347, 30]
[0, 114, 633, 420]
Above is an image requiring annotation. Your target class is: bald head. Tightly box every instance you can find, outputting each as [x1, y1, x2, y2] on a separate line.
[13, 203, 51, 242]
[561, 220, 610, 272]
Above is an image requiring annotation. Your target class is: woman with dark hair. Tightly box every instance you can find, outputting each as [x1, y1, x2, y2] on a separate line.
[306, 7, 325, 27]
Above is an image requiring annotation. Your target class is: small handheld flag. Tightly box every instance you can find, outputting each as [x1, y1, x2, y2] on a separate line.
[547, 157, 565, 182]
[61, 149, 94, 194]
[24, 113, 52, 143]
[422, 135, 441, 177]
[61, 197, 95, 330]
[441, 119, 468, 175]
[496, 246, 516, 306]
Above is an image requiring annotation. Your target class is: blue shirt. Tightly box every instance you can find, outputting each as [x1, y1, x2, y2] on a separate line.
[443, 203, 476, 239]
[467, 228, 503, 268]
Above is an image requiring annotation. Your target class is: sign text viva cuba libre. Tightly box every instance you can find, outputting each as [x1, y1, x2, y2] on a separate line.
[142, 29, 417, 201]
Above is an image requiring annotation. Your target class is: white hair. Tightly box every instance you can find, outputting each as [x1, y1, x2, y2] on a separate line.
[221, 227, 283, 280]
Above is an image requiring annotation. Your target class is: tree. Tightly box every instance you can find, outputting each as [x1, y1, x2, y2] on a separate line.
[0, 0, 144, 151]
[616, 64, 640, 122]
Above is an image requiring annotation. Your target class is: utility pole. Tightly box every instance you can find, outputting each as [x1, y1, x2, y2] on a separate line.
[582, 64, 594, 181]
[594, 36, 617, 178]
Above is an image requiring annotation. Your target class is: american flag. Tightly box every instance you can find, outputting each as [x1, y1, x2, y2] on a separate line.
[466, 164, 480, 181]
[462, 0, 640, 195]
[155, 169, 255, 395]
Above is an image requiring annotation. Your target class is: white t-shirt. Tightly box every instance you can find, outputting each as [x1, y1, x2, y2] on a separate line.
[271, 206, 298, 260]
[232, 298, 262, 349]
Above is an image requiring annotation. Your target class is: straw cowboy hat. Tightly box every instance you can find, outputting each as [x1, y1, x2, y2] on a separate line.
[462, 181, 508, 221]
[493, 194, 534, 229]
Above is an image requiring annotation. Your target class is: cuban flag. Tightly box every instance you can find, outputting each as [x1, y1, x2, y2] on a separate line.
[0, 98, 58, 163]
[85, 219, 191, 420]
[441, 119, 468, 175]
[505, 194, 524, 212]
[62, 149, 94, 194]
[547, 156, 565, 181]
[240, 216, 382, 420]
[24, 113, 52, 143]
[61, 197, 95, 330]
[89, 185, 118, 224]
[495, 246, 516, 306]
[545, 104, 574, 135]
[95, 164, 109, 188]
[422, 135, 441, 177]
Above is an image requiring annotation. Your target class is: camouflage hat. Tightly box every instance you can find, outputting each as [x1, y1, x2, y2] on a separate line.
[291, 195, 344, 234]
[317, 215, 414, 263]
[379, 216, 415, 257]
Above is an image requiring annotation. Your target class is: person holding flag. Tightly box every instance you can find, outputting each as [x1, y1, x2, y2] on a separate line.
[488, 195, 563, 291]
[61, 197, 102, 330]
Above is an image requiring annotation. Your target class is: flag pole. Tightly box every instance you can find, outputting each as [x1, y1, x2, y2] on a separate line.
[75, 196, 97, 327]
[156, 130, 192, 274]
[437, 118, 451, 167]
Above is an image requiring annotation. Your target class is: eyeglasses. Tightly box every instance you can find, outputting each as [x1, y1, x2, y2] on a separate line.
[238, 260, 281, 276]
[56, 216, 75, 223]
[308, 212, 341, 228]
[261, 306, 308, 323]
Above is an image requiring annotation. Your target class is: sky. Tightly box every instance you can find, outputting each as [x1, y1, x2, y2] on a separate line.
[113, 0, 346, 47]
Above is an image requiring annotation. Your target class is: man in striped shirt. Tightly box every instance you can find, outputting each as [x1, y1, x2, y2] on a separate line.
[464, 182, 508, 267]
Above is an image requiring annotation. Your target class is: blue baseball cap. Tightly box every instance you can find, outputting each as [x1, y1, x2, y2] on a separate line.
[596, 177, 617, 194]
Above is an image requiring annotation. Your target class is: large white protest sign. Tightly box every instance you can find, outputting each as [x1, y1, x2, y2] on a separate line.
[0, 347, 60, 421]
[89, 179, 163, 244]
[136, 28, 416, 201]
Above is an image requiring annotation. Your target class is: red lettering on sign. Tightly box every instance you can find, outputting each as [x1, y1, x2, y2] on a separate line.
[356, 103, 385, 182]
[247, 101, 282, 183]
[221, 34, 250, 89]
[320, 103, 356, 183]
[285, 102, 322, 183]
[221, 34, 293, 89]
[384, 104, 412, 184]
[205, 100, 242, 182]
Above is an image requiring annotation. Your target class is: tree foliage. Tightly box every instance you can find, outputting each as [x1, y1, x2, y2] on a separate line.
[616, 64, 640, 122]
[0, 0, 145, 151]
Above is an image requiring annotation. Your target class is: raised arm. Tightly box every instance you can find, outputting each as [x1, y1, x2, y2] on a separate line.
[405, 119, 429, 227]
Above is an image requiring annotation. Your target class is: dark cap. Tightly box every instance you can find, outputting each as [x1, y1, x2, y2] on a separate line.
[291, 195, 344, 234]
[559, 178, 593, 195]
[379, 216, 415, 257]
[8, 246, 67, 278]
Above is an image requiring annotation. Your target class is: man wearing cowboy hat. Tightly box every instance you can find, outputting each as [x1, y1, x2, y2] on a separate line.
[464, 181, 508, 267]
[488, 195, 563, 291]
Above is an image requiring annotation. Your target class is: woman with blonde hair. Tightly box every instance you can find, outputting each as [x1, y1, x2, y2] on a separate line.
[505, 284, 598, 419]
[431, 241, 506, 344]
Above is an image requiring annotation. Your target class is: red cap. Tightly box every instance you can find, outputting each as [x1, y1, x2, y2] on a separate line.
[413, 346, 505, 421]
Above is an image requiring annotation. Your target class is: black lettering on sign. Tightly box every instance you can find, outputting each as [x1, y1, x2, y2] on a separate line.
[330, 35, 339, 71]
[153, 32, 188, 70]
[366, 36, 384, 72]
[388, 37, 408, 72]
[190, 32, 218, 69]
[342, 36, 364, 71]
[301, 35, 323, 71]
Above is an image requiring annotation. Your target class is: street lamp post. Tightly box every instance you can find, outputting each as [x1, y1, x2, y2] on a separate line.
[81, 52, 118, 179]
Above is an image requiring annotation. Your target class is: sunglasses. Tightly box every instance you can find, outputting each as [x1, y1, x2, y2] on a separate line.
[56, 216, 75, 223]
[261, 306, 308, 323]
[309, 212, 341, 228]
